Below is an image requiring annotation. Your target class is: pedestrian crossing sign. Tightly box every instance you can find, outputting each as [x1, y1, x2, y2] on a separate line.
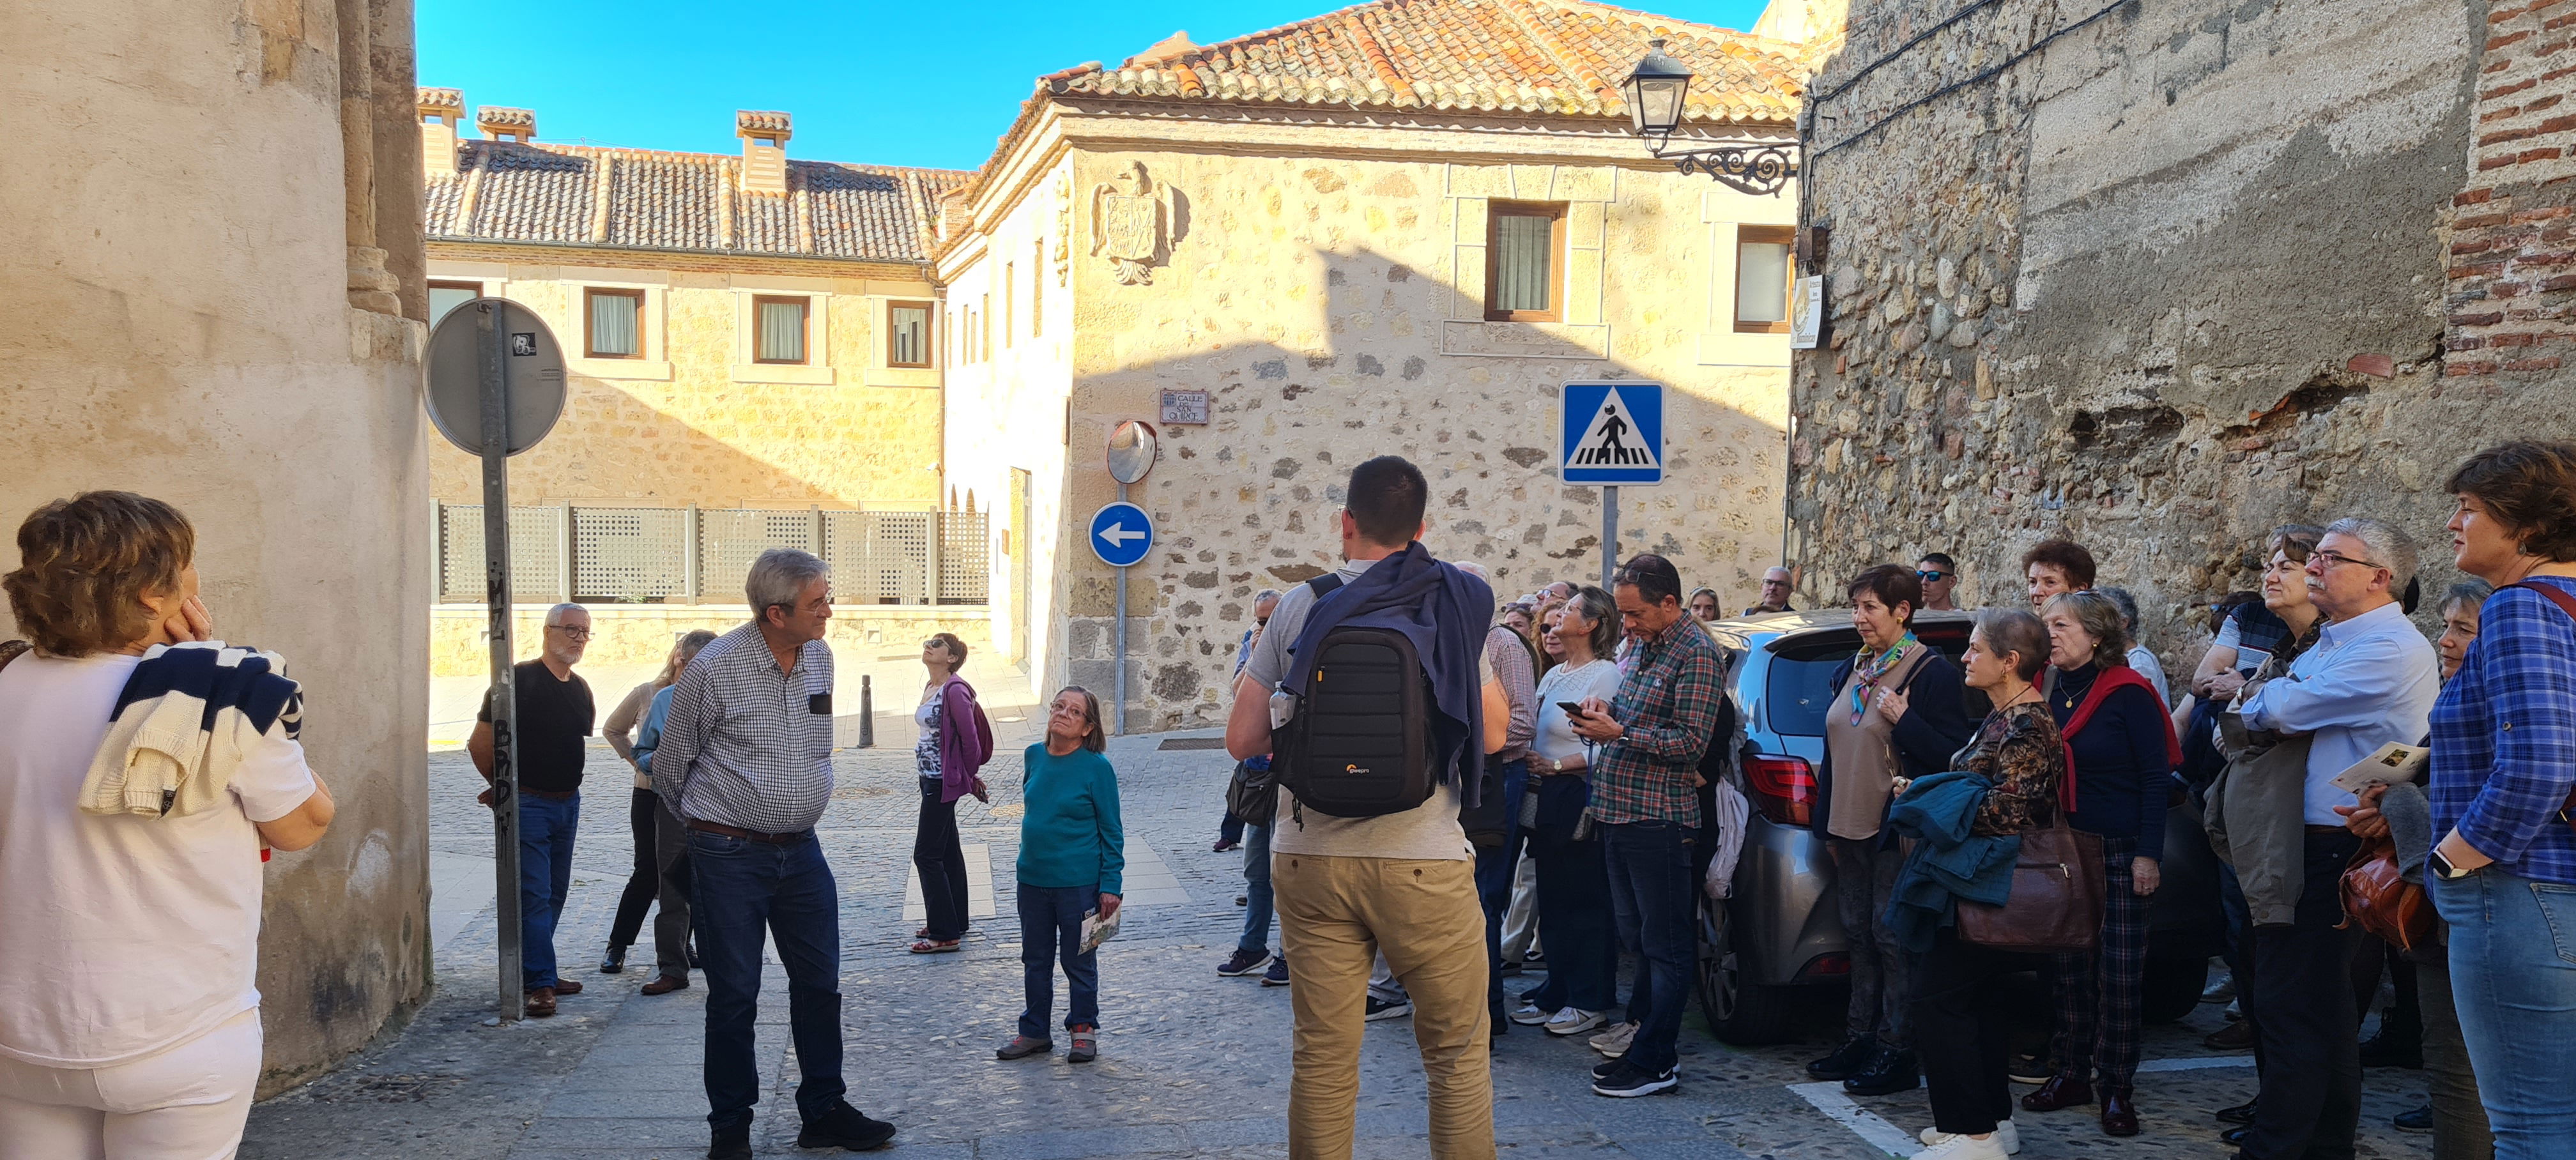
[1560, 382, 1664, 485]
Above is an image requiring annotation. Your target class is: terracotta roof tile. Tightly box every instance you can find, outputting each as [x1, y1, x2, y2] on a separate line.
[425, 141, 970, 264]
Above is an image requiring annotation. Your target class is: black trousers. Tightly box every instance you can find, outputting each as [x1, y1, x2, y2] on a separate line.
[914, 781, 971, 940]
[1914, 929, 2040, 1135]
[2243, 829, 2365, 1160]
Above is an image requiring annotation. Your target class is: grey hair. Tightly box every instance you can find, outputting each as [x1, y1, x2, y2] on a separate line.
[2322, 517, 2420, 595]
[1563, 584, 1621, 660]
[1252, 587, 1283, 607]
[2098, 586, 2141, 630]
[2042, 590, 2131, 669]
[746, 547, 829, 615]
[544, 602, 586, 626]
[1455, 561, 1489, 582]
[2442, 579, 2494, 618]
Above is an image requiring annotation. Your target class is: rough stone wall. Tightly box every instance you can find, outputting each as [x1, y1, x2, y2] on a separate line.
[2447, 0, 2576, 397]
[1034, 148, 1795, 731]
[1, 0, 431, 1093]
[1791, 0, 2515, 669]
[424, 253, 944, 509]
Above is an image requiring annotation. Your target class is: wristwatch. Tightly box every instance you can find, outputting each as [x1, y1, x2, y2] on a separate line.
[2427, 848, 2478, 881]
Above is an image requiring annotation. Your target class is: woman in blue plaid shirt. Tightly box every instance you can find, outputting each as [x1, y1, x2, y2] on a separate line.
[2425, 441, 2576, 1159]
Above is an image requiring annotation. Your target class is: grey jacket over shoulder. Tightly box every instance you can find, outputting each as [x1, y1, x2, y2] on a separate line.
[2204, 641, 2317, 927]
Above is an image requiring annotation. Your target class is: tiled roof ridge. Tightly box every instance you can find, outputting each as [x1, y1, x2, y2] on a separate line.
[421, 137, 976, 179]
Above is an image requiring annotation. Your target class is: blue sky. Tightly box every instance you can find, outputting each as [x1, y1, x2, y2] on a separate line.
[418, 0, 1774, 172]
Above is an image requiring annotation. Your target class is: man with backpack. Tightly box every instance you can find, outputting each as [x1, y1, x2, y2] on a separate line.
[1226, 455, 1505, 1160]
[1568, 553, 1726, 1098]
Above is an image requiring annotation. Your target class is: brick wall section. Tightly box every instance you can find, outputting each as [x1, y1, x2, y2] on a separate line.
[2450, 0, 2576, 385]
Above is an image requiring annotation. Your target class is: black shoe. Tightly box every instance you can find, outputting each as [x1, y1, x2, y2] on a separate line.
[1262, 955, 1291, 986]
[1593, 1058, 1625, 1080]
[2215, 1098, 2257, 1125]
[1216, 947, 1272, 977]
[599, 945, 627, 974]
[1592, 1061, 1680, 1097]
[2395, 1104, 2434, 1134]
[708, 1126, 751, 1160]
[1843, 1045, 1920, 1096]
[1807, 1034, 1877, 1081]
[2359, 1012, 2423, 1069]
[797, 1101, 896, 1151]
[2221, 1126, 2249, 1147]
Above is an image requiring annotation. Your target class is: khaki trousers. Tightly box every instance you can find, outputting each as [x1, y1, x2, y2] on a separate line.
[1275, 852, 1494, 1160]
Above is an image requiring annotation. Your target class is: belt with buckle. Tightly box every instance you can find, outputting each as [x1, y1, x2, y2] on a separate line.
[687, 820, 811, 844]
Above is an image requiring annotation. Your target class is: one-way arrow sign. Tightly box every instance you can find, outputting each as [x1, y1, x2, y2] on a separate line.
[1088, 501, 1155, 568]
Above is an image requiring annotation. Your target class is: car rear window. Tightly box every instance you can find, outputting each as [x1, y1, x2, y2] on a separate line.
[1765, 655, 1844, 738]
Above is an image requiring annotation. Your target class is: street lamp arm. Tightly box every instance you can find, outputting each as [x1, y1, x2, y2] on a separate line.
[1642, 138, 1799, 197]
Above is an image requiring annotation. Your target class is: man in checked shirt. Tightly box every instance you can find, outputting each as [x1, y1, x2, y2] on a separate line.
[1567, 553, 1725, 1099]
[653, 549, 897, 1158]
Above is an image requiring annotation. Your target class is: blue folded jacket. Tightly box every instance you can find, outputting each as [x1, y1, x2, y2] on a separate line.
[1882, 770, 2021, 952]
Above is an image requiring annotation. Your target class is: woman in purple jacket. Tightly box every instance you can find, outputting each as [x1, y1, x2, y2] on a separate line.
[911, 632, 993, 953]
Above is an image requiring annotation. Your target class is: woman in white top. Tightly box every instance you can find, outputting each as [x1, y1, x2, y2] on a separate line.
[1505, 586, 1628, 1039]
[0, 492, 334, 1158]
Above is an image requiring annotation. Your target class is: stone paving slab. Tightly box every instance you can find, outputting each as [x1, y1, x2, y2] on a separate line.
[244, 724, 2436, 1160]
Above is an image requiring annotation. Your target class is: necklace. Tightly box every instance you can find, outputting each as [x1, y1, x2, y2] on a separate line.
[1849, 633, 1920, 725]
[2053, 666, 2096, 711]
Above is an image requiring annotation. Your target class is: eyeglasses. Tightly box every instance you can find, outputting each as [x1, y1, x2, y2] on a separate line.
[2309, 549, 2388, 573]
[548, 625, 592, 640]
[1917, 570, 1949, 581]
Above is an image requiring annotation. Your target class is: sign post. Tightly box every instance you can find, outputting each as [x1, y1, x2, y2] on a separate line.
[1101, 422, 1159, 733]
[1560, 382, 1666, 588]
[425, 298, 565, 1022]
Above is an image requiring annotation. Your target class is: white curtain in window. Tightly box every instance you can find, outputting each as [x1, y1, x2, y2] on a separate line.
[759, 300, 806, 362]
[1737, 242, 1791, 324]
[891, 307, 926, 365]
[589, 293, 639, 356]
[1493, 215, 1553, 313]
[430, 287, 477, 328]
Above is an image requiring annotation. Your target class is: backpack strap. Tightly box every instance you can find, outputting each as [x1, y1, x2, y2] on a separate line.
[1308, 574, 1346, 598]
[2504, 581, 2576, 831]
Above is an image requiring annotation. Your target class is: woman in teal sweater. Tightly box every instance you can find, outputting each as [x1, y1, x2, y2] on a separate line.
[997, 687, 1124, 1064]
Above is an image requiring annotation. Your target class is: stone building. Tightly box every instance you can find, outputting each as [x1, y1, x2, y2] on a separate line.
[937, 0, 1808, 729]
[1773, 0, 2548, 667]
[3, 0, 431, 1093]
[416, 100, 986, 674]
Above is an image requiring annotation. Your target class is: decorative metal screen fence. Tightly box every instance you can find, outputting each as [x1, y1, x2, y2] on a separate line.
[435, 503, 988, 606]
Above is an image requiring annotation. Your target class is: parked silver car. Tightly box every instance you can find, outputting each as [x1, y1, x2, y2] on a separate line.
[1690, 609, 2225, 1046]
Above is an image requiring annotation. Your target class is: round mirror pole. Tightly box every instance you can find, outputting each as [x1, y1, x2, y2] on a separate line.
[1102, 420, 1157, 733]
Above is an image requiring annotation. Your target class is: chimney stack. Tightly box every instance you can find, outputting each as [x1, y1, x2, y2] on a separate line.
[477, 106, 535, 143]
[737, 110, 792, 196]
[418, 88, 464, 176]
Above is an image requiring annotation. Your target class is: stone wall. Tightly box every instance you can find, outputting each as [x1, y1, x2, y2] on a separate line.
[424, 250, 944, 509]
[1788, 0, 2524, 669]
[1, 0, 431, 1094]
[1022, 145, 1796, 731]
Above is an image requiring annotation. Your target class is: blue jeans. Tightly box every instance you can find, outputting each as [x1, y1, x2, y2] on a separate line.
[518, 793, 579, 990]
[1475, 761, 1531, 1011]
[2434, 867, 2576, 1158]
[1603, 820, 1694, 1076]
[1018, 882, 1101, 1039]
[687, 829, 845, 1133]
[1239, 824, 1275, 954]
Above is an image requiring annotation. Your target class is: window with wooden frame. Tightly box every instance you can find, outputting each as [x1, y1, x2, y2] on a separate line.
[429, 280, 481, 328]
[887, 300, 932, 368]
[1483, 201, 1568, 322]
[1734, 225, 1795, 334]
[753, 295, 809, 363]
[585, 287, 644, 358]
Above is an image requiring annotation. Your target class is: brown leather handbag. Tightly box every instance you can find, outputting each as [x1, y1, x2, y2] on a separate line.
[2340, 835, 2437, 952]
[1958, 811, 2106, 954]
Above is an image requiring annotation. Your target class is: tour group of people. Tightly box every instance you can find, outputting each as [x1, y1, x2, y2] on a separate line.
[1, 439, 2571, 1160]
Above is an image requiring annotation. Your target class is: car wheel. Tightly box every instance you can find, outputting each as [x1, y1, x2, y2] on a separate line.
[1698, 899, 1795, 1046]
[2141, 952, 2209, 1025]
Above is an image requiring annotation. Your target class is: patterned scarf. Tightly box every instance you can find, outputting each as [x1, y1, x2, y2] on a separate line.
[1849, 632, 1920, 725]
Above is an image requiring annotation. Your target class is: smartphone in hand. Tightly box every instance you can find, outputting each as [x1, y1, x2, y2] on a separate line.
[1556, 701, 1591, 719]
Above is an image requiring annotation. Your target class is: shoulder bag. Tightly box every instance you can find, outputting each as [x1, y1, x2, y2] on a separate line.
[1227, 757, 1277, 828]
[1956, 724, 2105, 954]
[2340, 834, 2436, 952]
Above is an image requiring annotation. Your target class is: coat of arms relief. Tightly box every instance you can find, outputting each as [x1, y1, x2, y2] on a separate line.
[1090, 162, 1177, 286]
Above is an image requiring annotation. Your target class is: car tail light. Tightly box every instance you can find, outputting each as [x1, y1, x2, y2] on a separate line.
[1795, 953, 1851, 982]
[1744, 754, 1816, 827]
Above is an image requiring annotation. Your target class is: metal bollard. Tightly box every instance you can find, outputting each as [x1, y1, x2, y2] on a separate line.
[859, 674, 874, 748]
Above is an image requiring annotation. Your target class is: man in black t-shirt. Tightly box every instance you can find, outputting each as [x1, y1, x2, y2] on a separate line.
[471, 602, 597, 1017]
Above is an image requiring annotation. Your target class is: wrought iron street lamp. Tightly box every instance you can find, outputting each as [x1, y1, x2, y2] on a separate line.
[1621, 38, 1798, 197]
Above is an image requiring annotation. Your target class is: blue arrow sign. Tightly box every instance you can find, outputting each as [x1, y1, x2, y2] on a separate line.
[1560, 381, 1665, 485]
[1087, 501, 1155, 569]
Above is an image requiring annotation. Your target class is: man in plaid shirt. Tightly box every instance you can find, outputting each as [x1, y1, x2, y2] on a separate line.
[1569, 554, 1724, 1097]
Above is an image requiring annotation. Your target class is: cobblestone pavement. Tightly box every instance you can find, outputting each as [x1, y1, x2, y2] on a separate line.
[243, 722, 2437, 1160]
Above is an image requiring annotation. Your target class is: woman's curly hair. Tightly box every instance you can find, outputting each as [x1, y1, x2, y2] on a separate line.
[3, 492, 195, 658]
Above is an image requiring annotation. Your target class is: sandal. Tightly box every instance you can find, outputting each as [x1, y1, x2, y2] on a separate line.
[908, 938, 962, 954]
[995, 1035, 1052, 1060]
[1068, 1025, 1097, 1064]
[914, 926, 933, 940]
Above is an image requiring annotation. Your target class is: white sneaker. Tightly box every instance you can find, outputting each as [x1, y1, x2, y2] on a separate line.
[1909, 1129, 2012, 1160]
[1588, 1020, 1639, 1057]
[1919, 1119, 2019, 1155]
[1507, 998, 1552, 1026]
[1545, 1007, 1608, 1037]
